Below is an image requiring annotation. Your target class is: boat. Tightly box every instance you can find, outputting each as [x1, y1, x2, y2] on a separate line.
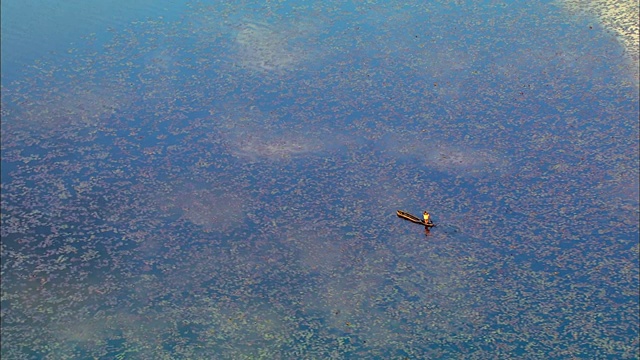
[396, 210, 436, 227]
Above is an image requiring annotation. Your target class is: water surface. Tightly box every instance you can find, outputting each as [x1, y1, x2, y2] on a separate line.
[1, 0, 638, 358]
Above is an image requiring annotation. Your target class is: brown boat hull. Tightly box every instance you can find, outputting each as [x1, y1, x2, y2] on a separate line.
[396, 210, 435, 227]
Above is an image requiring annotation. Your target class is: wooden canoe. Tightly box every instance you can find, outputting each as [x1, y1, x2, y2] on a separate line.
[396, 210, 435, 227]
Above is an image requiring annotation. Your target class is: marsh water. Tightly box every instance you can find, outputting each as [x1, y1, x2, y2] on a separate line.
[1, 1, 638, 358]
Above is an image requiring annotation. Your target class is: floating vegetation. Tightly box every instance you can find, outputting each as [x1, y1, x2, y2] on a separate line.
[150, 183, 248, 232]
[234, 21, 304, 73]
[216, 105, 336, 162]
[558, 0, 639, 83]
[380, 131, 511, 178]
[1, 0, 638, 359]
[225, 127, 325, 162]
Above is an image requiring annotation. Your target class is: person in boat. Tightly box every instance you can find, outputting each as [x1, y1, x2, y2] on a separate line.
[423, 211, 433, 225]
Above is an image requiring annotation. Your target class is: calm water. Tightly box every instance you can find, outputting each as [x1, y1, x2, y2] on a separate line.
[1, 0, 638, 359]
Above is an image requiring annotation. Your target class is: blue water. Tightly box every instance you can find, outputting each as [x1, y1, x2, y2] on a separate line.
[2, 0, 638, 359]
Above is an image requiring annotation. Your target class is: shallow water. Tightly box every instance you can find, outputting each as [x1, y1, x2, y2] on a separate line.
[1, 0, 638, 359]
